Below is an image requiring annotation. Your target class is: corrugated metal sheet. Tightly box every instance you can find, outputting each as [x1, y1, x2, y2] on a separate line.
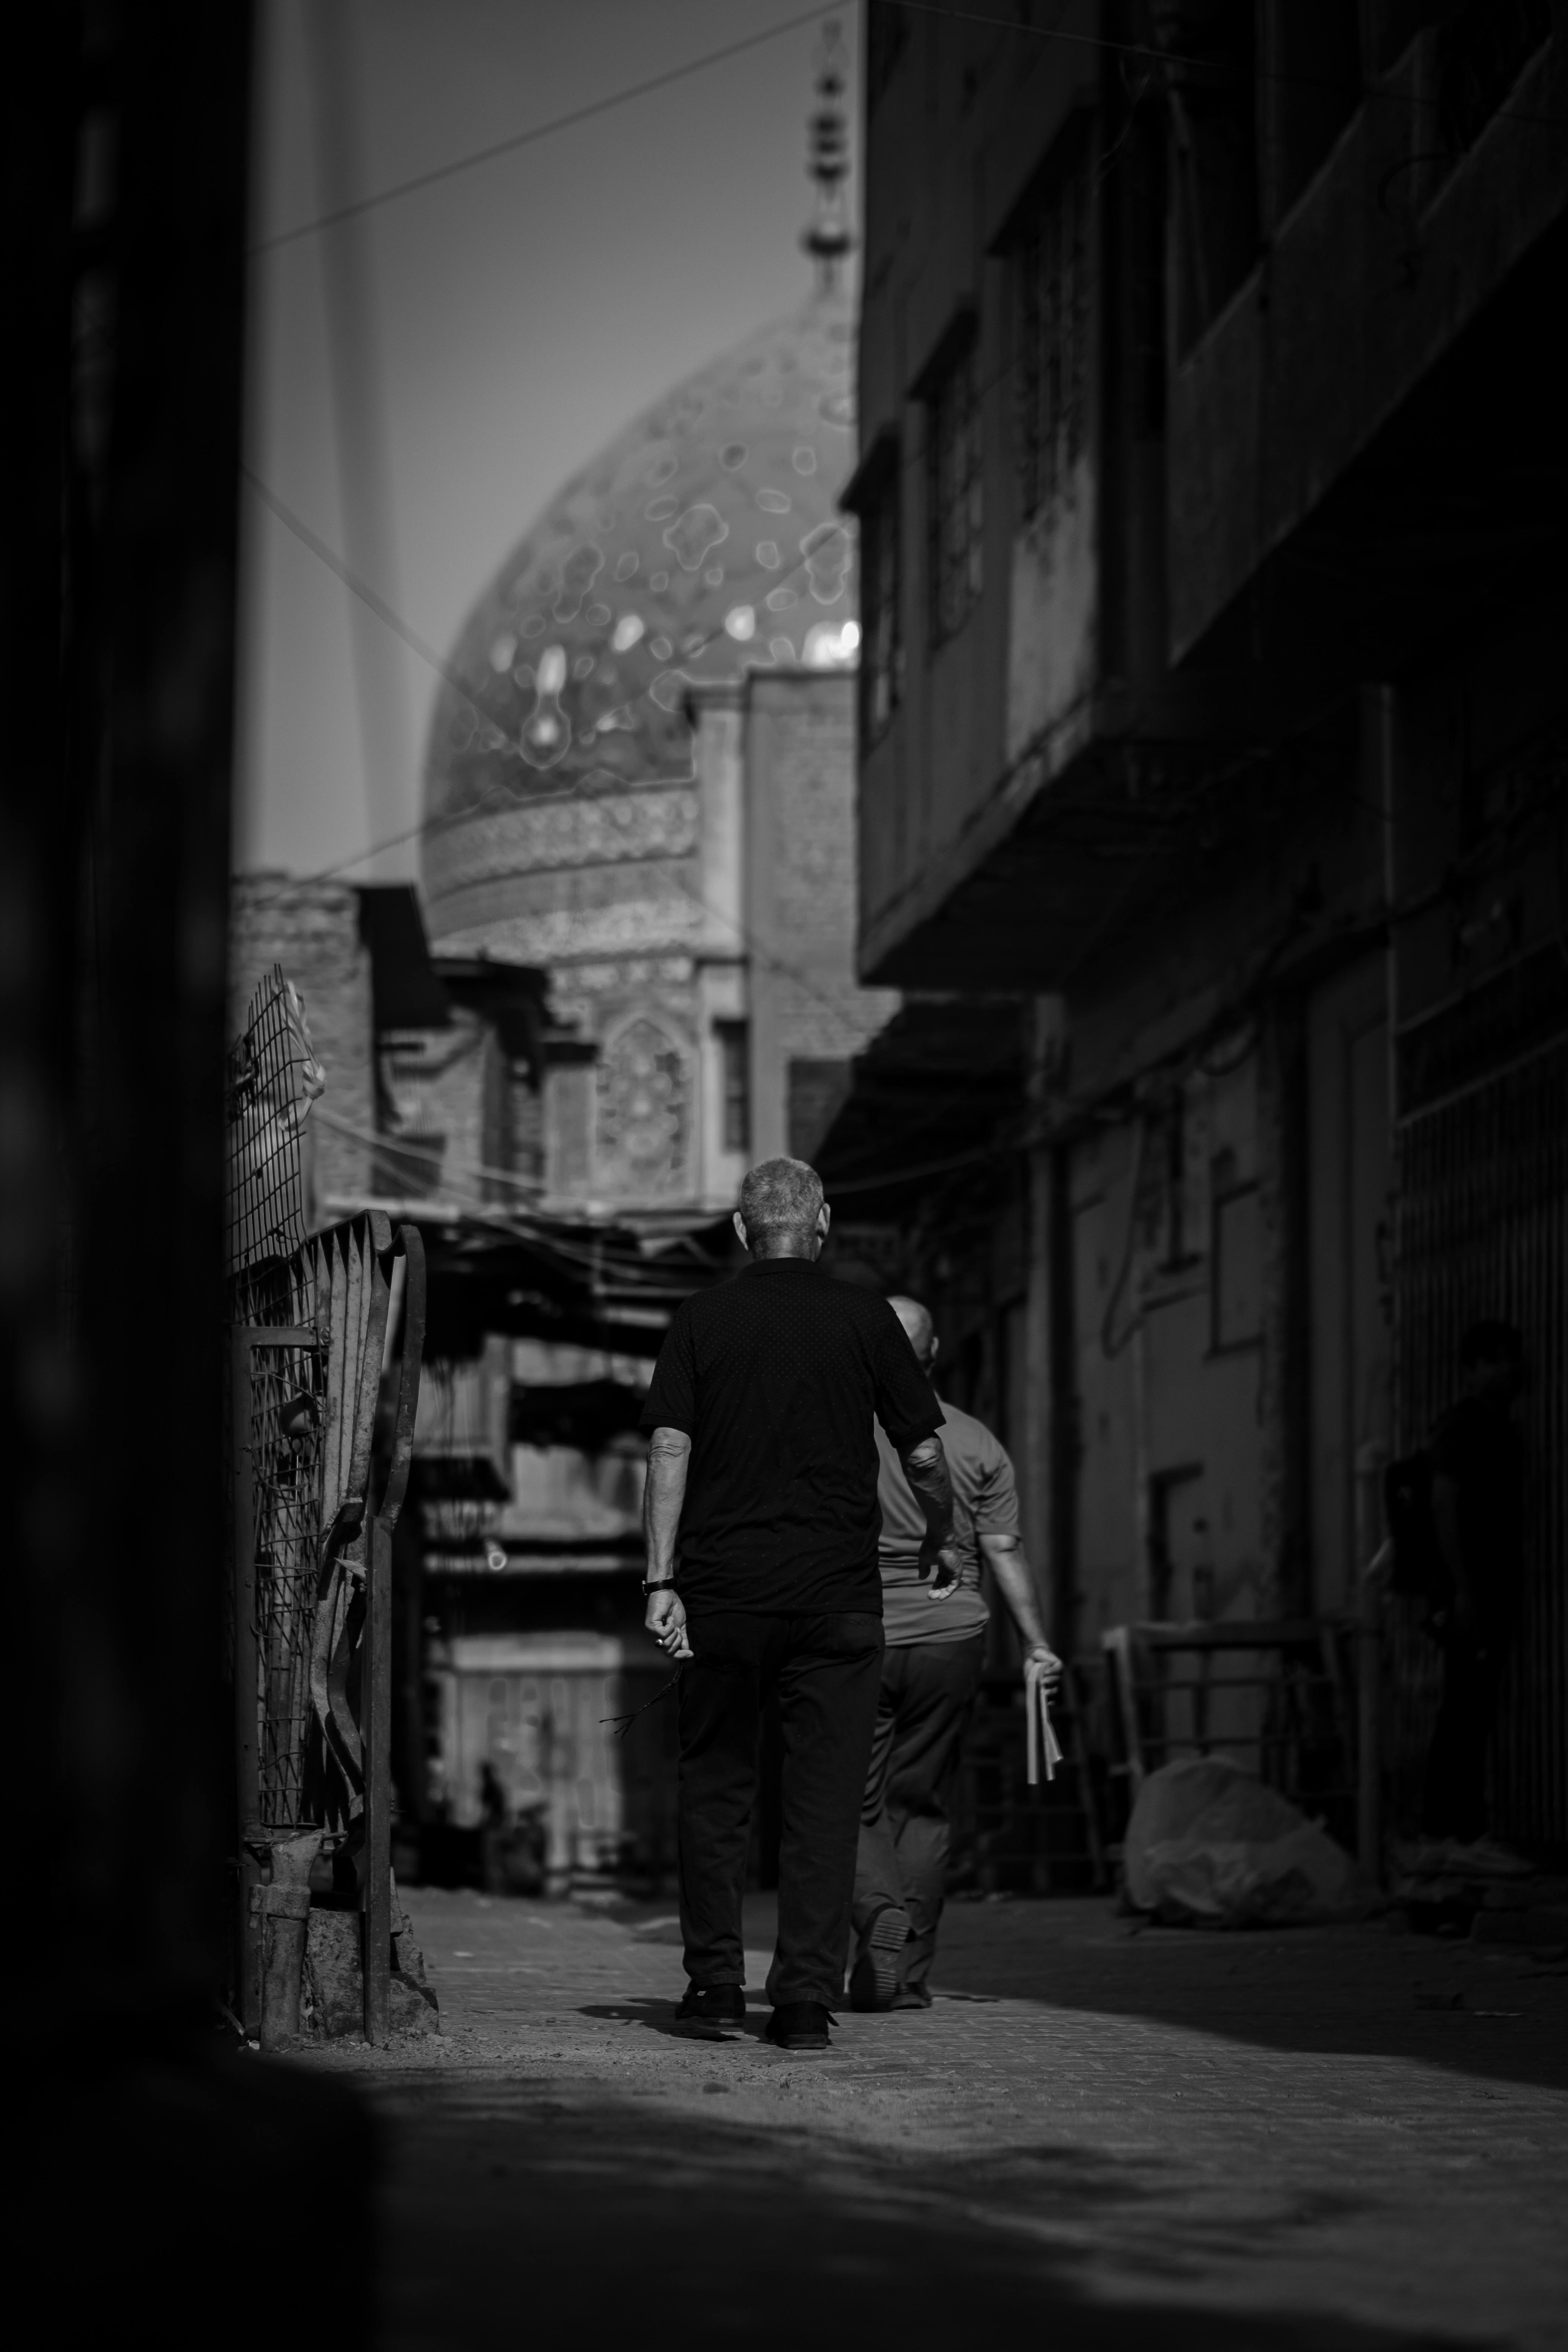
[1390, 994, 1568, 1845]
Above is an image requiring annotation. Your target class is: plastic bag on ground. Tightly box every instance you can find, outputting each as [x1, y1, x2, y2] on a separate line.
[1123, 1754, 1363, 1927]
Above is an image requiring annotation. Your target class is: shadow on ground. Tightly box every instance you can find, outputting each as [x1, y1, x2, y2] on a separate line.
[373, 2072, 1494, 2351]
[935, 1901, 1568, 2096]
[607, 1892, 1568, 2098]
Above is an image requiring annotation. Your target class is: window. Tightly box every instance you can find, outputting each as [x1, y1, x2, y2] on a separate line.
[925, 335, 983, 645]
[715, 1020, 750, 1154]
[858, 463, 903, 744]
[1013, 141, 1091, 519]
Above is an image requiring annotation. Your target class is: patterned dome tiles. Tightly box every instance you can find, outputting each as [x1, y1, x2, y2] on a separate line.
[423, 291, 859, 899]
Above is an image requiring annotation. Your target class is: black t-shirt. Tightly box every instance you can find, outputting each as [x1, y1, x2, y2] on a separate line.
[640, 1257, 942, 1615]
[1429, 1395, 1524, 1632]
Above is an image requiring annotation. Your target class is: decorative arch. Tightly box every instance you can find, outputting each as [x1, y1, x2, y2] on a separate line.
[594, 1014, 692, 1200]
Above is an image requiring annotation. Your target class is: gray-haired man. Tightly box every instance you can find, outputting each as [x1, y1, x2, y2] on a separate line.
[639, 1160, 956, 2052]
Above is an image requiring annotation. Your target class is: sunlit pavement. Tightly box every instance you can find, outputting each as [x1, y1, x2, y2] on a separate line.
[293, 1888, 1568, 2350]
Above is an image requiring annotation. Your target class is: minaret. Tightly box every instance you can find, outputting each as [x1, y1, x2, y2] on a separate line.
[801, 20, 853, 295]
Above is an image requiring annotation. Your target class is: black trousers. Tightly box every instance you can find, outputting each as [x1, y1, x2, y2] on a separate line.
[1422, 1635, 1506, 1842]
[678, 1609, 883, 2009]
[852, 1633, 986, 1990]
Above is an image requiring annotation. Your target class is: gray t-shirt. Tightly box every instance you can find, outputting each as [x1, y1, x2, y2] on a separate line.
[875, 1396, 1019, 1647]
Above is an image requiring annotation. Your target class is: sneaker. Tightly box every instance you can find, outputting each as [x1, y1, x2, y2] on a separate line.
[848, 1904, 911, 2012]
[766, 2000, 834, 2051]
[675, 1984, 746, 2026]
[891, 1983, 933, 2011]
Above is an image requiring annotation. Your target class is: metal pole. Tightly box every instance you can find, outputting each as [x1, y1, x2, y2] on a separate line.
[362, 1242, 394, 2045]
[363, 1515, 393, 2044]
[233, 1326, 321, 2035]
[1356, 1442, 1390, 1883]
[364, 1225, 427, 2039]
[231, 1331, 263, 2034]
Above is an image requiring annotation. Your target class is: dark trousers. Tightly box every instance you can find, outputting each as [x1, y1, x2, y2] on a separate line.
[678, 1610, 883, 2009]
[1422, 1636, 1505, 1842]
[852, 1632, 986, 1991]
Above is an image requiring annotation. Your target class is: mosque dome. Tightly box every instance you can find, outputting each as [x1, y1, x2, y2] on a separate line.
[421, 284, 859, 945]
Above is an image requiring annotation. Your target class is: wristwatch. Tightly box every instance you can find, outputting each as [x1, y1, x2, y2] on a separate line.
[641, 1577, 676, 1597]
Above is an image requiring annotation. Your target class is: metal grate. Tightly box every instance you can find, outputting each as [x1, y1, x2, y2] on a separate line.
[245, 1273, 326, 1832]
[226, 966, 323, 1272]
[227, 968, 328, 1834]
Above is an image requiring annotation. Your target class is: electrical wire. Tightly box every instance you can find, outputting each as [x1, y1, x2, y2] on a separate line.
[312, 1107, 724, 1282]
[252, 0, 1568, 267]
[252, 5, 844, 255]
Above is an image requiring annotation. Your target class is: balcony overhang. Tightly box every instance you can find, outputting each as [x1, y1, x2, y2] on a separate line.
[858, 671, 1343, 992]
[336, 1204, 728, 1361]
[815, 996, 1031, 1212]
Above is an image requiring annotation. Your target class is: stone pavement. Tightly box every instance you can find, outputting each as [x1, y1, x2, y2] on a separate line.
[293, 1889, 1568, 2352]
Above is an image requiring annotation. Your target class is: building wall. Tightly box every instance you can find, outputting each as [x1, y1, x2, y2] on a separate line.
[1166, 21, 1567, 663]
[1382, 604, 1568, 1845]
[743, 671, 898, 1162]
[229, 875, 374, 1213]
[852, 6, 1146, 986]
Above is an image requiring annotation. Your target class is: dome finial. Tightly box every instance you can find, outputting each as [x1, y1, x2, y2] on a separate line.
[802, 18, 853, 295]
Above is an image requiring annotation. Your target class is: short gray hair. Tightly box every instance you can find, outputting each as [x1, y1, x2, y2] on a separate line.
[738, 1156, 824, 1245]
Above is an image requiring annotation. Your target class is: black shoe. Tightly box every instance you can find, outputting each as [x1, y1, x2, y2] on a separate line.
[766, 2000, 835, 2051]
[847, 1904, 910, 2012]
[675, 1984, 746, 2026]
[891, 1983, 932, 2011]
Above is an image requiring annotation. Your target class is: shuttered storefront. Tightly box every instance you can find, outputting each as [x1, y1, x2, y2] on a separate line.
[1391, 948, 1568, 1845]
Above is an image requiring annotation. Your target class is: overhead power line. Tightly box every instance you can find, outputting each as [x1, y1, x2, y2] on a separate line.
[248, 0, 1566, 262]
[252, 3, 841, 255]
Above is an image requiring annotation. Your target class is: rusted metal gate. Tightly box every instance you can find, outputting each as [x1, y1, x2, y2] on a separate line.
[226, 972, 426, 2044]
[1390, 952, 1568, 1845]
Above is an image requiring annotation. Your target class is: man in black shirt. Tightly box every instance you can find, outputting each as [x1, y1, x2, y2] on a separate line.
[1422, 1318, 1526, 1865]
[640, 1157, 955, 2051]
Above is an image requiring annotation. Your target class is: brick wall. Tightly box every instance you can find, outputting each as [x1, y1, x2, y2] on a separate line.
[230, 876, 374, 1213]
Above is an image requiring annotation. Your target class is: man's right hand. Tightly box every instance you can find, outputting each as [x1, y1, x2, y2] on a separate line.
[919, 1538, 964, 1597]
[645, 1586, 693, 1661]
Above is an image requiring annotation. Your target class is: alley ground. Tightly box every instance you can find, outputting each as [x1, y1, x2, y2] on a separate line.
[294, 1889, 1568, 2352]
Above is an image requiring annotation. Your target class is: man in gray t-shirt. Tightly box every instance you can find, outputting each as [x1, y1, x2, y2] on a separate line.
[850, 1296, 1061, 2011]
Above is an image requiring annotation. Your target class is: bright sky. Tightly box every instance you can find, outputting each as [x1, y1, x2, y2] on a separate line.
[237, 0, 860, 884]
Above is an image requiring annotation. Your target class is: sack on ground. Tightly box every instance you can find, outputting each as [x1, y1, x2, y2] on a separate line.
[1122, 1755, 1363, 1926]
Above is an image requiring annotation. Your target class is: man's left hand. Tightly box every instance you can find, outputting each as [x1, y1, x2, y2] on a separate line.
[1026, 1641, 1063, 1691]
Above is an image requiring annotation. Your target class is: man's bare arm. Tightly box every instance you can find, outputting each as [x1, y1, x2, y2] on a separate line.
[643, 1426, 693, 1659]
[897, 1432, 960, 1591]
[977, 1530, 1061, 1683]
